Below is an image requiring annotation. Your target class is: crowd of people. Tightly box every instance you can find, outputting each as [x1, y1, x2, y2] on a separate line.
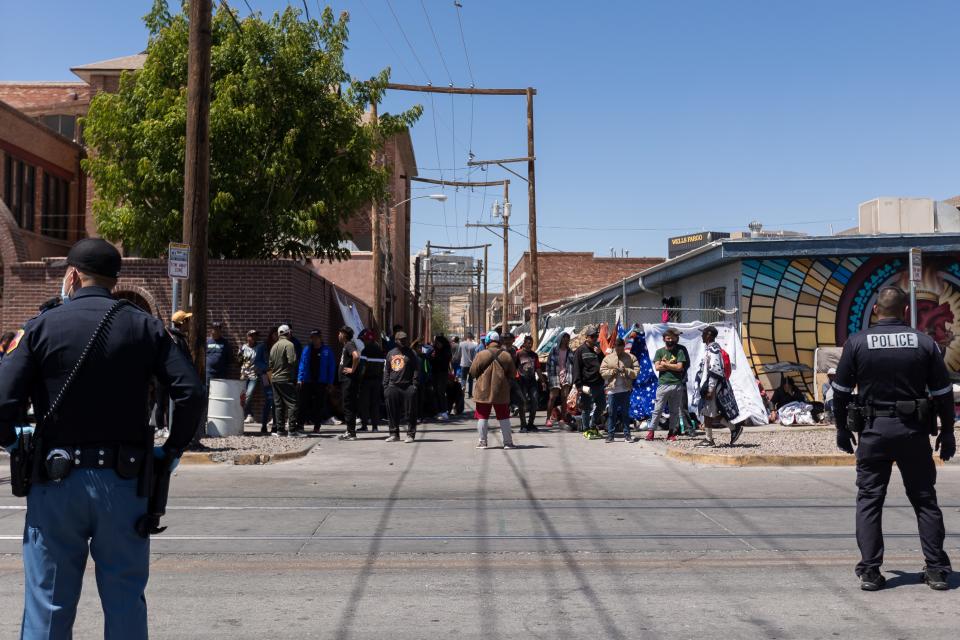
[144, 312, 768, 449]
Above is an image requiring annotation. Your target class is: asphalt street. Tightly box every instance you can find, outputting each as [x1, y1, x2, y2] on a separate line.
[0, 412, 957, 639]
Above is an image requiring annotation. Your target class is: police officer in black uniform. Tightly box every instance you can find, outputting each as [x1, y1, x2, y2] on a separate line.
[0, 238, 204, 639]
[832, 286, 955, 591]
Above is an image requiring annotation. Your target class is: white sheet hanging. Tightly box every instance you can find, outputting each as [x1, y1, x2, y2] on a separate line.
[334, 289, 365, 339]
[642, 321, 767, 425]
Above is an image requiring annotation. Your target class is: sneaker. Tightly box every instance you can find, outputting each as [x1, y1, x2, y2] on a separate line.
[695, 438, 716, 448]
[922, 566, 949, 591]
[519, 428, 530, 434]
[624, 436, 637, 443]
[604, 436, 614, 443]
[859, 569, 886, 591]
[290, 430, 307, 438]
[730, 423, 744, 446]
[436, 413, 449, 422]
[244, 415, 255, 425]
[502, 443, 516, 450]
[325, 417, 342, 426]
[476, 441, 487, 449]
[666, 434, 677, 442]
[404, 435, 415, 443]
[384, 435, 399, 442]
[337, 433, 357, 441]
[644, 430, 655, 441]
[527, 426, 540, 432]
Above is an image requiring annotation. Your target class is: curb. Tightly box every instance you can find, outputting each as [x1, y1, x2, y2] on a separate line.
[662, 446, 946, 467]
[181, 442, 317, 466]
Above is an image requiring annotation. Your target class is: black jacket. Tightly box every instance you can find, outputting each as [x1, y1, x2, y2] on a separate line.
[573, 343, 603, 388]
[0, 287, 204, 454]
[833, 318, 954, 433]
[383, 346, 420, 389]
[360, 342, 386, 382]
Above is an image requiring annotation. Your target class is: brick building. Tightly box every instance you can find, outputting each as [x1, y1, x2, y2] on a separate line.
[311, 131, 418, 334]
[0, 101, 87, 260]
[507, 252, 664, 323]
[0, 53, 411, 343]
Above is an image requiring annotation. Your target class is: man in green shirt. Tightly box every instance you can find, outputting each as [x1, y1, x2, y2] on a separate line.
[644, 327, 688, 441]
[268, 324, 300, 436]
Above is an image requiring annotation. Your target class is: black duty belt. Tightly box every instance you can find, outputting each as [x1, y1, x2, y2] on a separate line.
[66, 446, 119, 469]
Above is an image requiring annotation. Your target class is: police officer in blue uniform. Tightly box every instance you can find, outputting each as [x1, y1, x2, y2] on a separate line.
[832, 286, 955, 592]
[0, 238, 204, 639]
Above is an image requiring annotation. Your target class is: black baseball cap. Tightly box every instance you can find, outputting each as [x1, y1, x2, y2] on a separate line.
[53, 238, 121, 278]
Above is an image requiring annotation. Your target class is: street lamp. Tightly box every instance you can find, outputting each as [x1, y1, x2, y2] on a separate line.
[391, 193, 447, 208]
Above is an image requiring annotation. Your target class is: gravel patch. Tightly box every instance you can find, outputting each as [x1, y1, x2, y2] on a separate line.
[658, 427, 948, 459]
[154, 433, 316, 463]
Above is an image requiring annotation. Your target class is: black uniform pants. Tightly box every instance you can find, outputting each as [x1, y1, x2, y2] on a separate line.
[297, 382, 328, 428]
[385, 385, 418, 436]
[432, 373, 448, 416]
[272, 381, 298, 432]
[855, 424, 950, 575]
[359, 378, 382, 428]
[341, 377, 359, 436]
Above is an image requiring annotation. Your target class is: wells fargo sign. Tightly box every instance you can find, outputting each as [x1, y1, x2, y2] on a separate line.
[666, 231, 729, 258]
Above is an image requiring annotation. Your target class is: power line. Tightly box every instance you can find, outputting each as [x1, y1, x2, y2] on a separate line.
[454, 0, 477, 164]
[419, 0, 454, 84]
[357, 0, 416, 82]
[384, 0, 432, 83]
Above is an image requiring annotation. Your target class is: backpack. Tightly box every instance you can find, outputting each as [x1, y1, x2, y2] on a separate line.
[719, 347, 732, 379]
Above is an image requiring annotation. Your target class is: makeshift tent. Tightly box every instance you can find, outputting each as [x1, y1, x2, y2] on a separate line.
[641, 321, 767, 425]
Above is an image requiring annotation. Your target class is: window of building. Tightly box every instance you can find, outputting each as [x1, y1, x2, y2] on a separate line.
[42, 173, 70, 240]
[40, 115, 78, 142]
[700, 287, 726, 322]
[2, 154, 35, 231]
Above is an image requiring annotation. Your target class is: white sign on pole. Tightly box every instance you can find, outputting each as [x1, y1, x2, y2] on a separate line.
[168, 242, 190, 279]
[909, 247, 922, 282]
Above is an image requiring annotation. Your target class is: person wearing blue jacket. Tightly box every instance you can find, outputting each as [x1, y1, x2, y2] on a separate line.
[297, 329, 336, 432]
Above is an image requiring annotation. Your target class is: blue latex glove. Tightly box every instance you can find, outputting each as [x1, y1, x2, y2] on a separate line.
[4, 425, 35, 453]
[153, 446, 180, 472]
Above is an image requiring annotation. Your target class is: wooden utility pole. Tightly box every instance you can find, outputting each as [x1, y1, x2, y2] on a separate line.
[483, 243, 488, 333]
[182, 0, 212, 377]
[369, 102, 384, 331]
[525, 87, 540, 346]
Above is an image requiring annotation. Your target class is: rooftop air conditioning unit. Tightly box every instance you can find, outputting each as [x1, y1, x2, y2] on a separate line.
[858, 198, 935, 234]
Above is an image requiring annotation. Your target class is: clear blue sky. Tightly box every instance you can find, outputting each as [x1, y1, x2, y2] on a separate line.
[3, 1, 959, 286]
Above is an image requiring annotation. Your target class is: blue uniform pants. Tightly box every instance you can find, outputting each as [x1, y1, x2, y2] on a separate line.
[22, 469, 149, 640]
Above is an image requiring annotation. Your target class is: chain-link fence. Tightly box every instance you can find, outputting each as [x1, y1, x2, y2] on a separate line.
[517, 306, 737, 336]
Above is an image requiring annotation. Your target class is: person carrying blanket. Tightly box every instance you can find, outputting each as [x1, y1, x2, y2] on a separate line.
[693, 325, 745, 447]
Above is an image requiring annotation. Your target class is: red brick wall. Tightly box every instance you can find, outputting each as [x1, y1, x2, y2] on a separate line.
[1, 258, 372, 376]
[509, 252, 665, 309]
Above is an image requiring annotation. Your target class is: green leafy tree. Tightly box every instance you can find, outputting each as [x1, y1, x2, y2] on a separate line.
[430, 306, 448, 337]
[82, 0, 421, 259]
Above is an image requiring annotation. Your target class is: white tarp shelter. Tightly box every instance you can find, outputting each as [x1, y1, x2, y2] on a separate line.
[642, 321, 767, 425]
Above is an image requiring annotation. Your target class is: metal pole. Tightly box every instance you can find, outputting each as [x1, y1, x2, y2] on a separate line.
[370, 102, 383, 330]
[621, 277, 627, 327]
[910, 280, 917, 329]
[181, 0, 212, 380]
[525, 87, 539, 346]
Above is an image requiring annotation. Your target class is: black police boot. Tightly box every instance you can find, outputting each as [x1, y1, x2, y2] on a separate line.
[859, 568, 886, 591]
[922, 566, 949, 591]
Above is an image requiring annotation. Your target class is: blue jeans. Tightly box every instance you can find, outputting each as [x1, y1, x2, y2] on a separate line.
[460, 368, 473, 396]
[606, 391, 631, 439]
[578, 382, 605, 431]
[243, 377, 258, 417]
[22, 469, 150, 640]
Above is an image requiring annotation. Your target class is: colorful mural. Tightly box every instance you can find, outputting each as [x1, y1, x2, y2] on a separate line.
[740, 255, 960, 392]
